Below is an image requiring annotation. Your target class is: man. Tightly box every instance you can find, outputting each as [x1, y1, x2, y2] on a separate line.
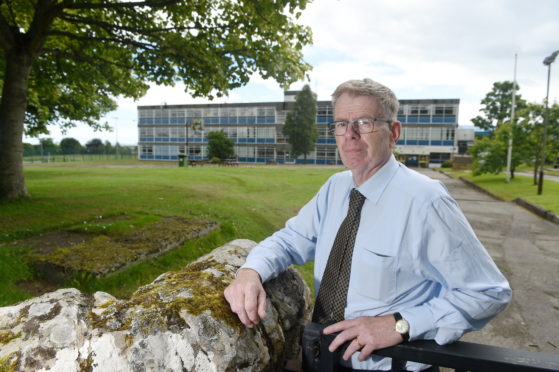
[224, 78, 511, 371]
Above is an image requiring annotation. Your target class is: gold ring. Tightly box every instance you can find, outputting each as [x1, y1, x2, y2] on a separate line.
[355, 338, 363, 348]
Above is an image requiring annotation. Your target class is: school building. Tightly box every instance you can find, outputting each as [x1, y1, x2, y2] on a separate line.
[137, 91, 459, 167]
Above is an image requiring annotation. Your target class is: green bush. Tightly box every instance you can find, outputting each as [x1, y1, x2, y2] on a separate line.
[441, 160, 453, 168]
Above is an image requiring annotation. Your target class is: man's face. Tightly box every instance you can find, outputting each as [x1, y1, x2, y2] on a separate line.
[334, 93, 401, 179]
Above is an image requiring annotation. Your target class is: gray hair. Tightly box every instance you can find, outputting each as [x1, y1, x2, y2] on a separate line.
[331, 78, 399, 121]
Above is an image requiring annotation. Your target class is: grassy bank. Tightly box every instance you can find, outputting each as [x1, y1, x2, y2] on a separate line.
[444, 170, 559, 214]
[0, 164, 341, 306]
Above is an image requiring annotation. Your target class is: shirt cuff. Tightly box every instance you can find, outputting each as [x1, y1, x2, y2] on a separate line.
[240, 260, 274, 283]
[399, 305, 435, 342]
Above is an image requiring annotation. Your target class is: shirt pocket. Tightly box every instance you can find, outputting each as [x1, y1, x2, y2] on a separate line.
[351, 245, 399, 304]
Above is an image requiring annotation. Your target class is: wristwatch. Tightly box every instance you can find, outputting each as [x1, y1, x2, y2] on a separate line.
[393, 312, 410, 342]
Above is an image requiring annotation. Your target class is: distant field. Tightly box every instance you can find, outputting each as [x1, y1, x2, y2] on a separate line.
[0, 164, 342, 306]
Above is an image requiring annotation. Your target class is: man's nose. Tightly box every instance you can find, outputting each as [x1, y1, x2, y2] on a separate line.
[344, 122, 361, 138]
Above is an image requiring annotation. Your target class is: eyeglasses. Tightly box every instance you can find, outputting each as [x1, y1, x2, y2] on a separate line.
[328, 117, 392, 136]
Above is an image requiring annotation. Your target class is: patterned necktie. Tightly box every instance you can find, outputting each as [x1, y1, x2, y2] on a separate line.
[313, 188, 366, 323]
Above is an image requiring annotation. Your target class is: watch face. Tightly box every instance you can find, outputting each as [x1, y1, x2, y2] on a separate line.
[395, 319, 410, 334]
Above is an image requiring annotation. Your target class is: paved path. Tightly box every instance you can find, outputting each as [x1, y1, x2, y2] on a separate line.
[517, 171, 559, 183]
[418, 168, 559, 354]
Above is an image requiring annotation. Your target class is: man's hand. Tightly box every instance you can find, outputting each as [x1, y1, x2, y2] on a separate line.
[224, 268, 267, 328]
[323, 315, 403, 362]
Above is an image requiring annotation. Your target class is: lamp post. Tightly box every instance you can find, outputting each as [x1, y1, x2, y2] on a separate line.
[113, 116, 119, 159]
[505, 54, 518, 183]
[537, 50, 559, 195]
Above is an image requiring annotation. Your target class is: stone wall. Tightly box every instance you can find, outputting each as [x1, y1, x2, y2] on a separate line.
[0, 239, 312, 372]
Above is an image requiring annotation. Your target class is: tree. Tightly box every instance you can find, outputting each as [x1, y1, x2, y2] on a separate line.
[0, 1, 312, 199]
[207, 131, 235, 161]
[60, 137, 82, 155]
[471, 81, 526, 133]
[469, 101, 559, 180]
[282, 85, 318, 162]
[85, 138, 104, 154]
[469, 118, 527, 178]
[516, 102, 559, 183]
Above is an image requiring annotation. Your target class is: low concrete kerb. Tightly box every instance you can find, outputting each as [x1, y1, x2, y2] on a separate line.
[456, 175, 559, 226]
[457, 176, 505, 201]
[513, 198, 559, 225]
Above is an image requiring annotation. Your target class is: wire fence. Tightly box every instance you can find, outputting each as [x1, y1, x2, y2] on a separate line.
[23, 153, 138, 163]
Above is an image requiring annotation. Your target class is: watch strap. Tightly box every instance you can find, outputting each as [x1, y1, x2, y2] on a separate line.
[394, 312, 410, 342]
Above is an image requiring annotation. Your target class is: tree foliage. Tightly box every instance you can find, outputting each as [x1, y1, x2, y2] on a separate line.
[282, 84, 318, 161]
[207, 131, 235, 161]
[60, 137, 83, 154]
[22, 137, 132, 157]
[469, 119, 534, 177]
[471, 81, 527, 132]
[469, 95, 559, 179]
[0, 0, 313, 199]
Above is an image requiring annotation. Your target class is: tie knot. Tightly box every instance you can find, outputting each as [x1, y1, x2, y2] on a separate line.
[349, 189, 366, 211]
[349, 189, 366, 205]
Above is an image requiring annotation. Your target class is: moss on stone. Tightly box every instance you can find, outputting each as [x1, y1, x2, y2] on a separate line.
[97, 299, 116, 309]
[87, 300, 131, 332]
[0, 331, 21, 345]
[0, 354, 18, 372]
[78, 353, 94, 372]
[127, 257, 241, 331]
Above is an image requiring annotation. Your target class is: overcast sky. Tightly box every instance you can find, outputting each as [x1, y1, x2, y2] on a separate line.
[28, 0, 559, 145]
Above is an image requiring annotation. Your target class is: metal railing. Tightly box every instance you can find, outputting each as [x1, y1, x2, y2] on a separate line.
[302, 322, 559, 372]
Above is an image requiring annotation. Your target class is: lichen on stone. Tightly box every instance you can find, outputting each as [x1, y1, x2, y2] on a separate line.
[0, 331, 21, 345]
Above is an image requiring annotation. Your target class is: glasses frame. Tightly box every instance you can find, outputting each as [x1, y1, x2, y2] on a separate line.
[328, 117, 392, 136]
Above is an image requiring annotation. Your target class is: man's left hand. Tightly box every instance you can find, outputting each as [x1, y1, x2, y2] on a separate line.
[323, 315, 403, 362]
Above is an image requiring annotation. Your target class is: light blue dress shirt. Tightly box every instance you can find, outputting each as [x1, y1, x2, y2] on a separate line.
[242, 155, 511, 371]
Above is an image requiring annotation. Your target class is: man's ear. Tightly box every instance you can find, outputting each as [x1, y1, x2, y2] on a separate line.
[391, 121, 402, 143]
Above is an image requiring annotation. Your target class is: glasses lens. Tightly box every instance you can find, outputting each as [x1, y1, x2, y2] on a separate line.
[330, 118, 386, 136]
[356, 119, 374, 133]
[329, 122, 346, 136]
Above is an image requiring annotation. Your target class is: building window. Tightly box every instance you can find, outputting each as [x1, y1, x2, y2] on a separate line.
[170, 127, 184, 139]
[238, 146, 255, 158]
[317, 104, 333, 116]
[257, 127, 275, 139]
[188, 145, 202, 156]
[431, 127, 443, 141]
[140, 127, 154, 138]
[434, 106, 455, 115]
[187, 108, 202, 118]
[445, 128, 455, 141]
[238, 107, 255, 117]
[410, 105, 430, 115]
[155, 127, 169, 138]
[257, 147, 274, 159]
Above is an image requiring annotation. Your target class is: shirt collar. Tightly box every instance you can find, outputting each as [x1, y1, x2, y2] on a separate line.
[355, 155, 399, 205]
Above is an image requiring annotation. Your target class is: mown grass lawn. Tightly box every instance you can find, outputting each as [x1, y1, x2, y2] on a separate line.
[0, 164, 342, 306]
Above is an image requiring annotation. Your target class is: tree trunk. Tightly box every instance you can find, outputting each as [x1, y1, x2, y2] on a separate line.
[533, 148, 540, 185]
[0, 52, 33, 199]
